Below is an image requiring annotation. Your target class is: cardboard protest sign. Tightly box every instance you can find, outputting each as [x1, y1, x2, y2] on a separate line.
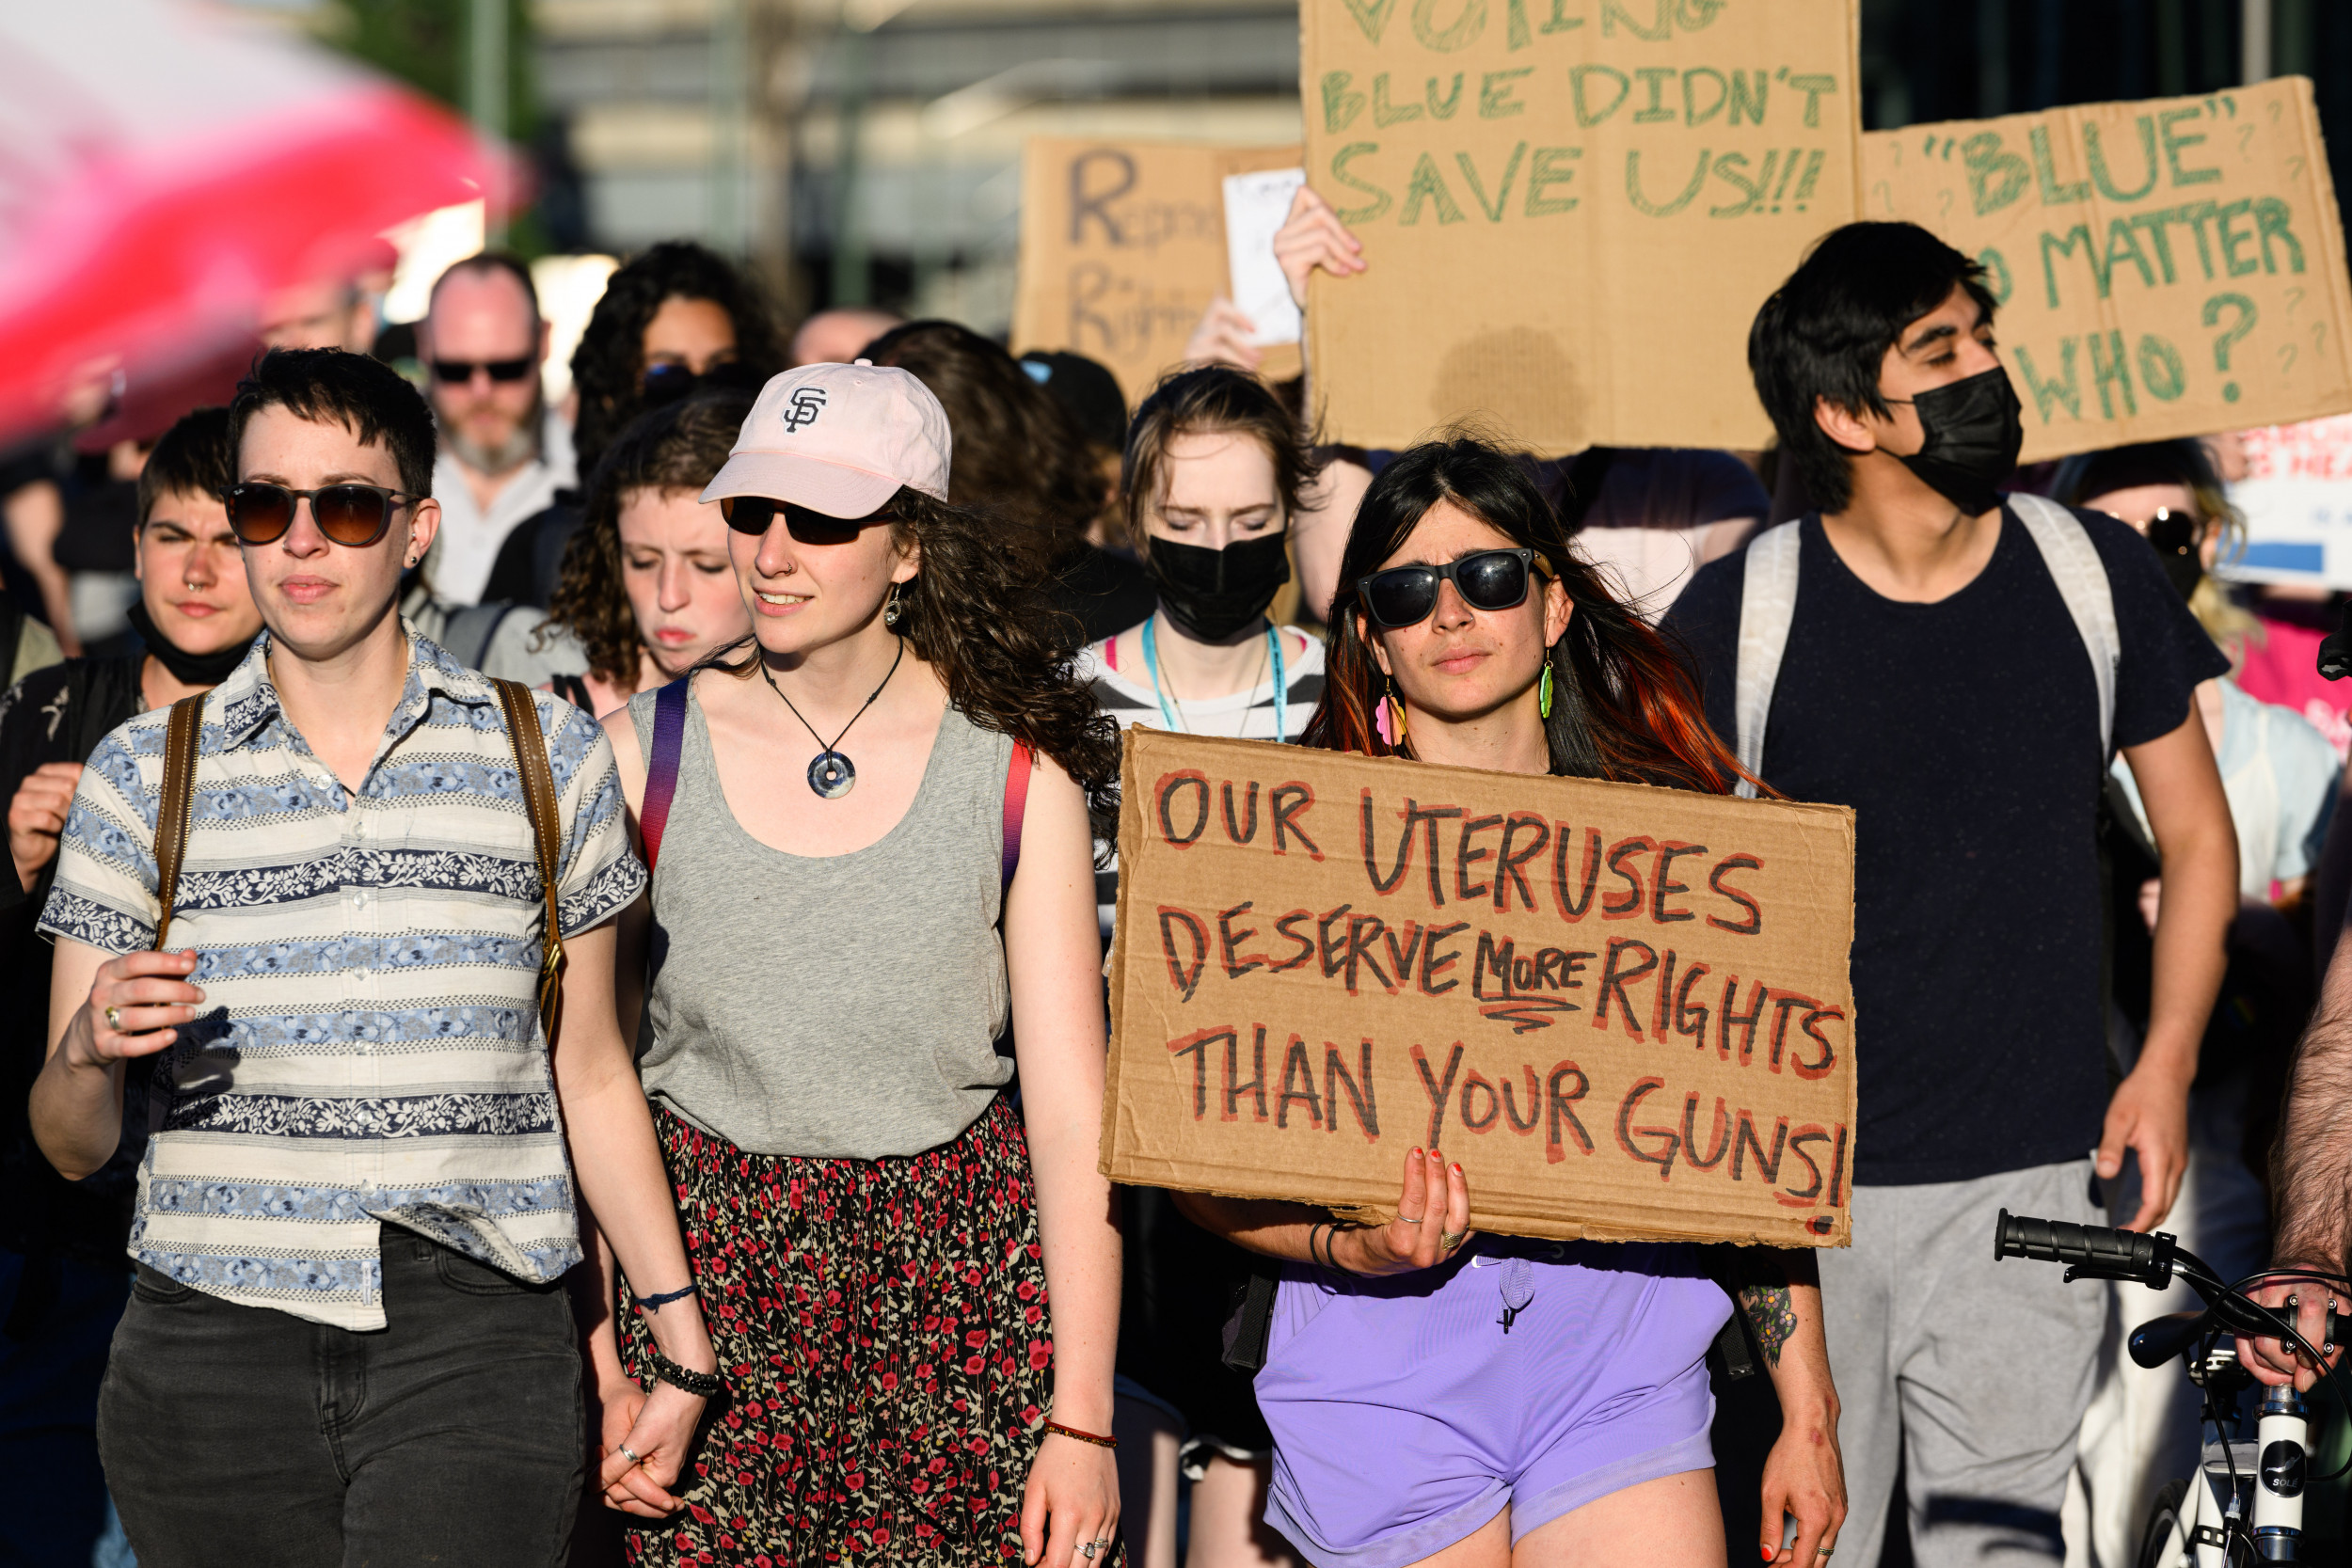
[1102, 729, 1858, 1247]
[1298, 0, 1862, 455]
[1013, 139, 1304, 403]
[1861, 77, 2352, 464]
[2225, 413, 2352, 588]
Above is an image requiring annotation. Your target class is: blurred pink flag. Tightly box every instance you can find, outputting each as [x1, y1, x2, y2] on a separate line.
[0, 0, 508, 442]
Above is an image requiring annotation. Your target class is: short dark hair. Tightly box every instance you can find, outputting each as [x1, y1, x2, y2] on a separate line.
[136, 406, 236, 527]
[229, 348, 437, 499]
[429, 251, 540, 320]
[1749, 221, 1999, 513]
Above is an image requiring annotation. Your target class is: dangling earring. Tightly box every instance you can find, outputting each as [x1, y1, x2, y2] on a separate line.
[882, 582, 905, 629]
[1538, 660, 1554, 720]
[1375, 674, 1407, 747]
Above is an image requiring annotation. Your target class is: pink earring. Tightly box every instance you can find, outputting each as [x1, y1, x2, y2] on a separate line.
[1375, 678, 1406, 747]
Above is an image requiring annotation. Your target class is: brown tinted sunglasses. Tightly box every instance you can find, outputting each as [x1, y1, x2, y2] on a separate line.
[225, 483, 419, 547]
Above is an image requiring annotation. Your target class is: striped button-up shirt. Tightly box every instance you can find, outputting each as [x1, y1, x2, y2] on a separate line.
[39, 624, 644, 1329]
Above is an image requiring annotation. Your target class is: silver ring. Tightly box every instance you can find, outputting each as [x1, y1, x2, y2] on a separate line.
[103, 1006, 121, 1031]
[617, 1443, 643, 1468]
[1396, 1212, 1425, 1224]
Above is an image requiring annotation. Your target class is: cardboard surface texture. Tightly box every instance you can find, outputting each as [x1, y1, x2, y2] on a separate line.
[1103, 729, 1858, 1247]
[1013, 139, 1304, 402]
[1862, 78, 2352, 463]
[1300, 0, 1862, 455]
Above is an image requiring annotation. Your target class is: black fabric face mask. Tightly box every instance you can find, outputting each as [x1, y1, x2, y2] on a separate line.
[1894, 366, 2024, 516]
[128, 600, 256, 687]
[1149, 531, 1292, 641]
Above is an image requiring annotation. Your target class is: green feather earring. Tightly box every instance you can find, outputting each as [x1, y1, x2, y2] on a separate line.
[1538, 661, 1554, 720]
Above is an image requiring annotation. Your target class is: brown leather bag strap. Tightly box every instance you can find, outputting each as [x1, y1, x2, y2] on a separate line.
[491, 679, 566, 1043]
[152, 694, 206, 951]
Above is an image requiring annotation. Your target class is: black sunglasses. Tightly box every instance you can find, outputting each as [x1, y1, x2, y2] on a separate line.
[719, 497, 880, 544]
[2146, 506, 2205, 559]
[643, 360, 764, 406]
[431, 357, 534, 385]
[1357, 548, 1536, 630]
[224, 483, 417, 547]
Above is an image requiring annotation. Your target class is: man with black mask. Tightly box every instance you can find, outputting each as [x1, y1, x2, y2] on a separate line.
[1662, 222, 2239, 1568]
[0, 405, 261, 1565]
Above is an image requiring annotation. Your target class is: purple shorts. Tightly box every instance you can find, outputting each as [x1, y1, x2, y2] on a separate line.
[1253, 1240, 1730, 1568]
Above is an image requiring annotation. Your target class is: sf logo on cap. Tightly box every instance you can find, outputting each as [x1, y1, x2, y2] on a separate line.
[782, 387, 828, 432]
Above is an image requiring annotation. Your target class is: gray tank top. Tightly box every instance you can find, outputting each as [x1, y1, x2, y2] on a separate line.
[628, 683, 1016, 1158]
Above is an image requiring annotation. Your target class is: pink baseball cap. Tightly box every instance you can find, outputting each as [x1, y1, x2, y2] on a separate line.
[701, 361, 953, 518]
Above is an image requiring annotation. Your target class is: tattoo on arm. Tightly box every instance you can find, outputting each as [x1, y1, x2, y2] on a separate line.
[1738, 1284, 1798, 1369]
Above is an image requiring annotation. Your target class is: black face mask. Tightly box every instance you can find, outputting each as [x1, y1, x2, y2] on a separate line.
[1149, 531, 1291, 642]
[1895, 366, 2024, 516]
[127, 600, 256, 687]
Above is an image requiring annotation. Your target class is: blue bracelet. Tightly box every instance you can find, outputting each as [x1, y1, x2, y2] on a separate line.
[635, 1283, 696, 1312]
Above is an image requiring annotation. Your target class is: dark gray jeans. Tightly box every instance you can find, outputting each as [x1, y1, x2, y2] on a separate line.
[99, 1229, 584, 1568]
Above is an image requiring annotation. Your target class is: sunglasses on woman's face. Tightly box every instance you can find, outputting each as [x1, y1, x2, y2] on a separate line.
[1357, 548, 1536, 630]
[2146, 506, 2205, 560]
[642, 360, 763, 406]
[719, 496, 873, 545]
[224, 483, 417, 547]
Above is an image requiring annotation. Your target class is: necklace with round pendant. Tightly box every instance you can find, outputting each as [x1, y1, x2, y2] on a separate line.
[760, 638, 905, 800]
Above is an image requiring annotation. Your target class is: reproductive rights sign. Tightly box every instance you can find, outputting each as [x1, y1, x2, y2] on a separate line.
[1101, 729, 1859, 1248]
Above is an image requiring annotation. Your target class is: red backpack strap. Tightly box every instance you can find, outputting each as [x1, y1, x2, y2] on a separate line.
[639, 677, 691, 875]
[1001, 741, 1034, 895]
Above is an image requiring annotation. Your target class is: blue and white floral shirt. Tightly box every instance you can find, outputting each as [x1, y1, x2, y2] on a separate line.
[40, 623, 644, 1329]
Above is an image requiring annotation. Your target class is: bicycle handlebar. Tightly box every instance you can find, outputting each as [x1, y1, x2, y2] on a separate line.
[1993, 1208, 2177, 1287]
[1998, 1209, 2346, 1369]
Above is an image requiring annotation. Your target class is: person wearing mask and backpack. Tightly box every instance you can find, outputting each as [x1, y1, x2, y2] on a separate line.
[1661, 222, 2238, 1568]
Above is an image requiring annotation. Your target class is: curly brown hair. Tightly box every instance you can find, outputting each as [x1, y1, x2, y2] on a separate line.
[542, 390, 753, 691]
[706, 487, 1120, 835]
[859, 320, 1106, 556]
[570, 242, 784, 479]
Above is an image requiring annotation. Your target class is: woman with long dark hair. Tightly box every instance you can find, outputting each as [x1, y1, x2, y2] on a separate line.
[486, 243, 785, 607]
[591, 363, 1125, 1566]
[1178, 435, 1847, 1568]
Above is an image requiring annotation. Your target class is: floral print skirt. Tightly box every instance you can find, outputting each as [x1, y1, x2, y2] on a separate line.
[622, 1095, 1054, 1566]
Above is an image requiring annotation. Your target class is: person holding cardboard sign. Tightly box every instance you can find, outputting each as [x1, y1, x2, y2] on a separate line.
[1664, 222, 2237, 1568]
[597, 362, 1128, 1567]
[1174, 436, 1846, 1568]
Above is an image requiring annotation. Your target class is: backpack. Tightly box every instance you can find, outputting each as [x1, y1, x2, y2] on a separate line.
[1730, 493, 2122, 799]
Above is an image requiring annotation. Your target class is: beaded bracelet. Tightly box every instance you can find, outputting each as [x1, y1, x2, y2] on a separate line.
[1041, 1419, 1117, 1449]
[645, 1348, 726, 1400]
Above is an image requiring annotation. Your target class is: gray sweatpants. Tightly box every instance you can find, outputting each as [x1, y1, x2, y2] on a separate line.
[1820, 1160, 2106, 1566]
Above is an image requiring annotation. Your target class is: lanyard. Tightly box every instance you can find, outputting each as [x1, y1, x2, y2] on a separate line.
[1141, 616, 1287, 744]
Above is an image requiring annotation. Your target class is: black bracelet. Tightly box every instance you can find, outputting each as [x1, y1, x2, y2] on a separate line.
[644, 1348, 726, 1400]
[634, 1283, 696, 1312]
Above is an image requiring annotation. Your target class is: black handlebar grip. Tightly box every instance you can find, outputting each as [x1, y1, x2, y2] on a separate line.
[1994, 1209, 2174, 1286]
